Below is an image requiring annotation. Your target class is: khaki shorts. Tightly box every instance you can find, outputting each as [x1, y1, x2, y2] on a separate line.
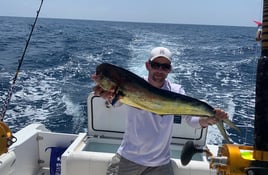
[107, 154, 174, 175]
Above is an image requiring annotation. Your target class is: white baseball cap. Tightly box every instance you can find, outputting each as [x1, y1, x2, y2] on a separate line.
[149, 47, 172, 62]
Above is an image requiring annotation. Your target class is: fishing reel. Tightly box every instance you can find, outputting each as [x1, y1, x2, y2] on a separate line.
[0, 121, 17, 156]
[181, 141, 268, 175]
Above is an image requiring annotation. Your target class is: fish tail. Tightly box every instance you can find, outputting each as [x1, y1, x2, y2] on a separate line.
[216, 121, 231, 143]
[223, 118, 240, 132]
[215, 119, 240, 143]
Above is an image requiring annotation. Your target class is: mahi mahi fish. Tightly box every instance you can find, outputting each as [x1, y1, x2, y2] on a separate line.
[94, 63, 239, 143]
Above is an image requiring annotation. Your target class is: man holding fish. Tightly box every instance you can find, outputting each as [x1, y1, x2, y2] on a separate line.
[92, 47, 230, 175]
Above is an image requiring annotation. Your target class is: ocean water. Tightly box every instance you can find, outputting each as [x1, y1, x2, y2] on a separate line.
[0, 16, 259, 145]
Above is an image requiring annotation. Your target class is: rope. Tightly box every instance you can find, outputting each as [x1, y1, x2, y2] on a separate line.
[0, 0, 44, 121]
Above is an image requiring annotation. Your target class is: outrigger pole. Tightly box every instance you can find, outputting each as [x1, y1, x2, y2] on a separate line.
[251, 0, 268, 172]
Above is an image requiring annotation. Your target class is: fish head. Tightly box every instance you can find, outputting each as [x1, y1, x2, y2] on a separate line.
[93, 74, 117, 91]
[95, 63, 119, 91]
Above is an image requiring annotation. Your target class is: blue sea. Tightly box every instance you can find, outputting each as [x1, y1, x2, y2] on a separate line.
[0, 16, 259, 145]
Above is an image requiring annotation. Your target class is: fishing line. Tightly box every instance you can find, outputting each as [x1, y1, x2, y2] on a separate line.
[0, 0, 44, 121]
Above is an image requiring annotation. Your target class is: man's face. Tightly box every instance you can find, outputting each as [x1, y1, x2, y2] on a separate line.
[147, 57, 171, 87]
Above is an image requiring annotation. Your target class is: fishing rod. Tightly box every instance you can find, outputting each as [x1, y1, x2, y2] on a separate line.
[0, 0, 44, 155]
[0, 0, 44, 121]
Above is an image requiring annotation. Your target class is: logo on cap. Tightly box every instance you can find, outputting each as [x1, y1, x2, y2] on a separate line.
[159, 49, 165, 55]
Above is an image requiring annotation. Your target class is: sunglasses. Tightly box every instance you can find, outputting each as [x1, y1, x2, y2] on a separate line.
[149, 61, 171, 71]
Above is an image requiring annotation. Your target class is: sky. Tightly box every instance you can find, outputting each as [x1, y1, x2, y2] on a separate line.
[0, 0, 264, 27]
